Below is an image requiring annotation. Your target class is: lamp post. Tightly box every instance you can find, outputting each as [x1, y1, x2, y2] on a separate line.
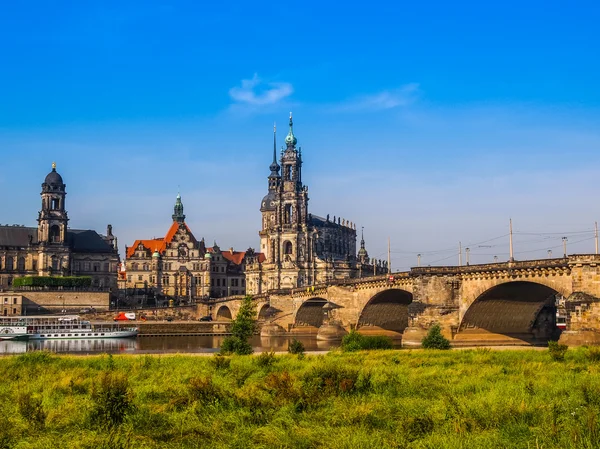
[465, 248, 470, 266]
[493, 255, 498, 263]
[562, 237, 568, 258]
[417, 254, 421, 267]
[548, 249, 552, 259]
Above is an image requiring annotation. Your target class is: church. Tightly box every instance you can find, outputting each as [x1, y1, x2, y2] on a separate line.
[0, 163, 120, 291]
[245, 114, 386, 294]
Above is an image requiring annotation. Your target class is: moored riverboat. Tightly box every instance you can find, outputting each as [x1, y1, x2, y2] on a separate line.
[0, 316, 138, 340]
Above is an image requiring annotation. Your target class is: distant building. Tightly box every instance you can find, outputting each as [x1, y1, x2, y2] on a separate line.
[245, 115, 386, 294]
[124, 194, 258, 300]
[0, 163, 120, 292]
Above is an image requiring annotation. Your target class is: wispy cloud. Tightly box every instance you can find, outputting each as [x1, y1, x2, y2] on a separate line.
[229, 74, 293, 106]
[332, 83, 420, 112]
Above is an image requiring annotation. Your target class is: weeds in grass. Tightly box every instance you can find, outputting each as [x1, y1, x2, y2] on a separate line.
[256, 351, 276, 368]
[3, 348, 600, 448]
[17, 391, 46, 430]
[548, 341, 568, 361]
[91, 372, 134, 428]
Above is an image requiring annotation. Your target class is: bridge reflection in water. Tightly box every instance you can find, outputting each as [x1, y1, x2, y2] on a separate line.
[0, 335, 380, 355]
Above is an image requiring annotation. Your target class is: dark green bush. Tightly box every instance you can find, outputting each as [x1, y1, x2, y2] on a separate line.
[548, 341, 568, 361]
[91, 372, 134, 428]
[341, 330, 393, 352]
[288, 338, 306, 356]
[13, 276, 92, 288]
[209, 354, 231, 370]
[421, 324, 451, 350]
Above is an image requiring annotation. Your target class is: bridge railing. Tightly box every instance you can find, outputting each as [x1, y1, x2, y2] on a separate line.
[411, 258, 570, 275]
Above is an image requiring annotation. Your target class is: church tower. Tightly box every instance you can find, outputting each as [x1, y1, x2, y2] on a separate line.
[37, 162, 69, 245]
[257, 114, 311, 290]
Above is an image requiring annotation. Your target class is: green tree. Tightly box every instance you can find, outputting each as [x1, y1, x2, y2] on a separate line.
[421, 324, 451, 349]
[220, 296, 257, 355]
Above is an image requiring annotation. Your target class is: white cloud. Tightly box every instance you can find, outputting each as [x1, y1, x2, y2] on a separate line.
[229, 74, 293, 106]
[333, 83, 420, 112]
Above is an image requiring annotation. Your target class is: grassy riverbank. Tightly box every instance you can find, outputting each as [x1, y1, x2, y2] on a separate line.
[2, 348, 600, 448]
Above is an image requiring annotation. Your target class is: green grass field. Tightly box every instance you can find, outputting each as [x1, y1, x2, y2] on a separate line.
[1, 348, 600, 448]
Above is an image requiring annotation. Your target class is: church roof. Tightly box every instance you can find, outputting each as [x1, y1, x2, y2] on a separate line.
[0, 225, 114, 253]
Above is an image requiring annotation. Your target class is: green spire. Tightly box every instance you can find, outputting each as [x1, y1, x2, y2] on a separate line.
[172, 192, 185, 223]
[284, 112, 297, 147]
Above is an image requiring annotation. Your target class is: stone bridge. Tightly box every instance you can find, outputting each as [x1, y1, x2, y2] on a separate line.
[211, 254, 600, 346]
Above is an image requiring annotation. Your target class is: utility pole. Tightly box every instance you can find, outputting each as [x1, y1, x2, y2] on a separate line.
[458, 241, 462, 266]
[465, 247, 470, 266]
[387, 237, 391, 274]
[595, 221, 598, 255]
[417, 254, 421, 267]
[562, 237, 568, 258]
[509, 218, 514, 262]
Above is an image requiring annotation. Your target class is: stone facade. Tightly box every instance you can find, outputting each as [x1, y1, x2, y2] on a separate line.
[124, 194, 256, 301]
[245, 115, 386, 294]
[0, 290, 110, 315]
[0, 163, 120, 291]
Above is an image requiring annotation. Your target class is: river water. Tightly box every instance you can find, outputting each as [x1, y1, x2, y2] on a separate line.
[0, 335, 356, 355]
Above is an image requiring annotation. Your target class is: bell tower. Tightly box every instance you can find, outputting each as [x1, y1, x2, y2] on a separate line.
[37, 162, 69, 245]
[172, 192, 186, 224]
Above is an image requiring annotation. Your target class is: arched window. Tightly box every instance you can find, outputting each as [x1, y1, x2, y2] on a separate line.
[51, 257, 59, 271]
[283, 241, 293, 255]
[5, 257, 13, 271]
[17, 257, 25, 272]
[49, 225, 60, 243]
[284, 204, 292, 224]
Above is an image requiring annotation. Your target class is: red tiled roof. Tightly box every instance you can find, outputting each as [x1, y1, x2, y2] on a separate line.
[126, 222, 196, 258]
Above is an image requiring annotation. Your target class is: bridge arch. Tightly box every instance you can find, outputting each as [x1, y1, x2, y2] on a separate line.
[257, 303, 271, 321]
[357, 288, 413, 334]
[294, 297, 328, 328]
[459, 281, 561, 344]
[216, 305, 232, 321]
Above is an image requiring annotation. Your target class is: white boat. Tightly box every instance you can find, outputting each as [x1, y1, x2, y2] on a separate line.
[0, 315, 138, 340]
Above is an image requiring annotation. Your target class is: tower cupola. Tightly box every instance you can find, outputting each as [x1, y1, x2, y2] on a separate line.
[172, 192, 186, 223]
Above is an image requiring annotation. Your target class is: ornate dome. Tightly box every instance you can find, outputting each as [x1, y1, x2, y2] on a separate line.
[44, 162, 64, 185]
[261, 192, 277, 211]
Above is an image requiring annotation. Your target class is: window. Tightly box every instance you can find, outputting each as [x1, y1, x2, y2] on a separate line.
[93, 263, 100, 272]
[138, 275, 143, 281]
[283, 241, 293, 255]
[127, 275, 132, 282]
[51, 198, 60, 210]
[12, 308, 16, 315]
[103, 263, 109, 272]
[13, 298, 16, 304]
[284, 204, 292, 224]
[49, 225, 60, 243]
[5, 257, 13, 271]
[17, 257, 25, 272]
[84, 262, 91, 271]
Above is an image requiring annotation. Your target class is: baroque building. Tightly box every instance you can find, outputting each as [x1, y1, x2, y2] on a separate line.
[0, 163, 120, 290]
[124, 194, 254, 301]
[245, 115, 385, 294]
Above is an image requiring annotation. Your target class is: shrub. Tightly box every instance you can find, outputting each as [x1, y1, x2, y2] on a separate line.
[341, 330, 393, 352]
[91, 372, 134, 428]
[587, 346, 600, 362]
[220, 296, 256, 355]
[17, 392, 46, 430]
[12, 276, 92, 288]
[548, 341, 568, 361]
[256, 351, 276, 368]
[210, 354, 231, 370]
[188, 376, 222, 404]
[421, 324, 451, 350]
[288, 338, 306, 357]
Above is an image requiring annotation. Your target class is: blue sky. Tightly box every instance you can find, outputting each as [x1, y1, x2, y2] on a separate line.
[1, 0, 599, 270]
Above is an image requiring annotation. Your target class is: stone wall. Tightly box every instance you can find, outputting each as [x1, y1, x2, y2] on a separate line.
[7, 290, 111, 314]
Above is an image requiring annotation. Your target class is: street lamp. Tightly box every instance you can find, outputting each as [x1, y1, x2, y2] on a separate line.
[548, 249, 552, 259]
[562, 237, 568, 258]
[493, 255, 498, 263]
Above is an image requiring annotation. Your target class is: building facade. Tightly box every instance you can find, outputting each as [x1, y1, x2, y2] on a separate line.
[124, 194, 254, 301]
[245, 115, 386, 294]
[0, 163, 120, 292]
